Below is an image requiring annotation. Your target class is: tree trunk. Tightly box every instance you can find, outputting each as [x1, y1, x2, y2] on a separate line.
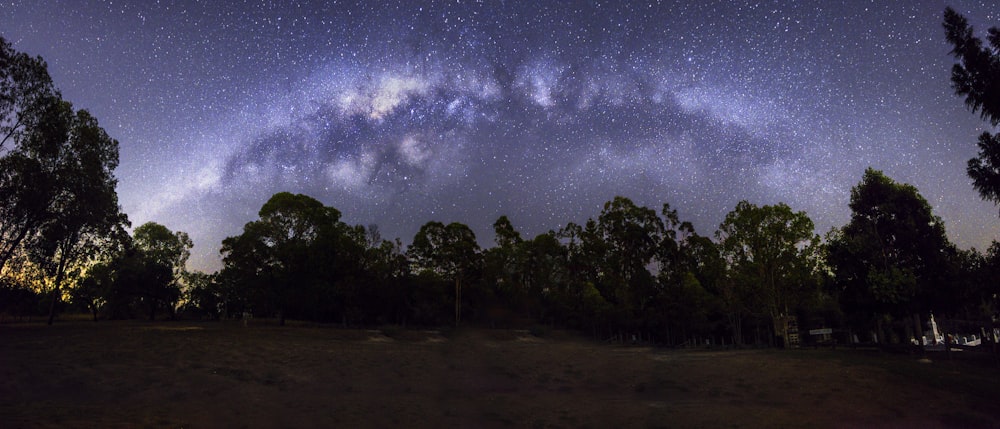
[455, 277, 462, 326]
[0, 225, 31, 271]
[46, 246, 70, 326]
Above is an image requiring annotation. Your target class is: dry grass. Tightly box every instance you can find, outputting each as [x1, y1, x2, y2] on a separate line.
[1, 320, 999, 428]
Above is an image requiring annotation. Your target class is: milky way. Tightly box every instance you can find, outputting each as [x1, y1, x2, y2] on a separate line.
[3, 1, 999, 272]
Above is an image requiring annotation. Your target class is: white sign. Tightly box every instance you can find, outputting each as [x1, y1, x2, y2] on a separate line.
[809, 328, 832, 335]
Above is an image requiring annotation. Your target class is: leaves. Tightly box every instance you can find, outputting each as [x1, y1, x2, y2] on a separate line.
[828, 169, 958, 320]
[943, 8, 1000, 211]
[408, 221, 481, 280]
[717, 200, 818, 320]
[943, 7, 1000, 126]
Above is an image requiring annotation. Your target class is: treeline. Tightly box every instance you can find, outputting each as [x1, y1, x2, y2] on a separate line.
[200, 175, 999, 346]
[4, 7, 1000, 347]
[18, 167, 996, 348]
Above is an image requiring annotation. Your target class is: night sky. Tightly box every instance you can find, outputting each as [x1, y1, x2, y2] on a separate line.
[3, 1, 999, 272]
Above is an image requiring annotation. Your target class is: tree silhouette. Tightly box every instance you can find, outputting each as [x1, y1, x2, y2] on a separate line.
[827, 168, 958, 345]
[0, 37, 60, 271]
[221, 192, 346, 326]
[408, 221, 481, 325]
[33, 108, 127, 325]
[133, 222, 192, 320]
[717, 201, 819, 345]
[0, 38, 127, 324]
[943, 8, 1000, 210]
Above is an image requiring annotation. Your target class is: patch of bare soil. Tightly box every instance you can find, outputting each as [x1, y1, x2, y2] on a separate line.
[1, 321, 998, 428]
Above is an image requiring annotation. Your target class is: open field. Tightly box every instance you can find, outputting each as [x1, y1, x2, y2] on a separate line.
[2, 320, 999, 428]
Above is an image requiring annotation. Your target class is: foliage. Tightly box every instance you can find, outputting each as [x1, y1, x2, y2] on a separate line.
[408, 221, 481, 325]
[130, 222, 192, 320]
[180, 271, 221, 319]
[943, 8, 1000, 210]
[715, 201, 820, 342]
[1, 36, 65, 269]
[827, 169, 960, 340]
[219, 192, 370, 325]
[0, 37, 128, 324]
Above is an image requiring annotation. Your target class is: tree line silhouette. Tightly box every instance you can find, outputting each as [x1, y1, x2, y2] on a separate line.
[2, 8, 1000, 347]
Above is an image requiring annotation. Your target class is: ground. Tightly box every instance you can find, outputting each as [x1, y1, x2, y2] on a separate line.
[1, 320, 999, 428]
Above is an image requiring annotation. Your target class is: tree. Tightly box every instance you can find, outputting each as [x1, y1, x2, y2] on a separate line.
[218, 221, 271, 319]
[220, 192, 347, 325]
[977, 243, 1000, 319]
[0, 38, 127, 324]
[132, 222, 192, 320]
[520, 232, 567, 322]
[942, 8, 1000, 210]
[594, 197, 664, 335]
[0, 36, 60, 271]
[717, 200, 819, 345]
[597, 197, 663, 286]
[482, 216, 526, 320]
[182, 271, 221, 320]
[826, 169, 958, 344]
[655, 203, 695, 285]
[0, 36, 57, 152]
[72, 262, 113, 321]
[407, 221, 481, 325]
[358, 232, 409, 325]
[33, 108, 127, 325]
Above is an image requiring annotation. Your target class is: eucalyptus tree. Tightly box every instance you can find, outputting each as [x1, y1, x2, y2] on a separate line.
[826, 169, 958, 344]
[482, 215, 525, 315]
[132, 222, 192, 320]
[34, 108, 127, 325]
[0, 36, 60, 270]
[221, 192, 347, 325]
[717, 201, 820, 344]
[0, 38, 127, 323]
[408, 221, 481, 325]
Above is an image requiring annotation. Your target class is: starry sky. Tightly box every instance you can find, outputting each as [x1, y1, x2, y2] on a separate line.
[3, 0, 999, 273]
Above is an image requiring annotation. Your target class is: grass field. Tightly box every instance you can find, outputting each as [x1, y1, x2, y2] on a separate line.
[2, 320, 999, 428]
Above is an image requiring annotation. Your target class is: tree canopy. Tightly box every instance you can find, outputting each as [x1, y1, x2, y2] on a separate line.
[827, 168, 959, 343]
[0, 37, 127, 324]
[943, 8, 1000, 210]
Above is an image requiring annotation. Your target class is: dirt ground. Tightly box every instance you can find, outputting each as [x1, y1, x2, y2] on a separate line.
[1, 320, 999, 429]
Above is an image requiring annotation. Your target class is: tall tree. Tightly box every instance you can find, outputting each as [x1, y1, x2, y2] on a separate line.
[0, 37, 61, 271]
[717, 201, 819, 344]
[408, 221, 481, 325]
[827, 169, 958, 344]
[942, 8, 1000, 209]
[0, 38, 127, 323]
[132, 222, 192, 320]
[33, 107, 127, 325]
[482, 215, 526, 317]
[0, 95, 70, 271]
[520, 232, 567, 322]
[593, 196, 664, 331]
[220, 192, 347, 325]
[597, 197, 664, 286]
